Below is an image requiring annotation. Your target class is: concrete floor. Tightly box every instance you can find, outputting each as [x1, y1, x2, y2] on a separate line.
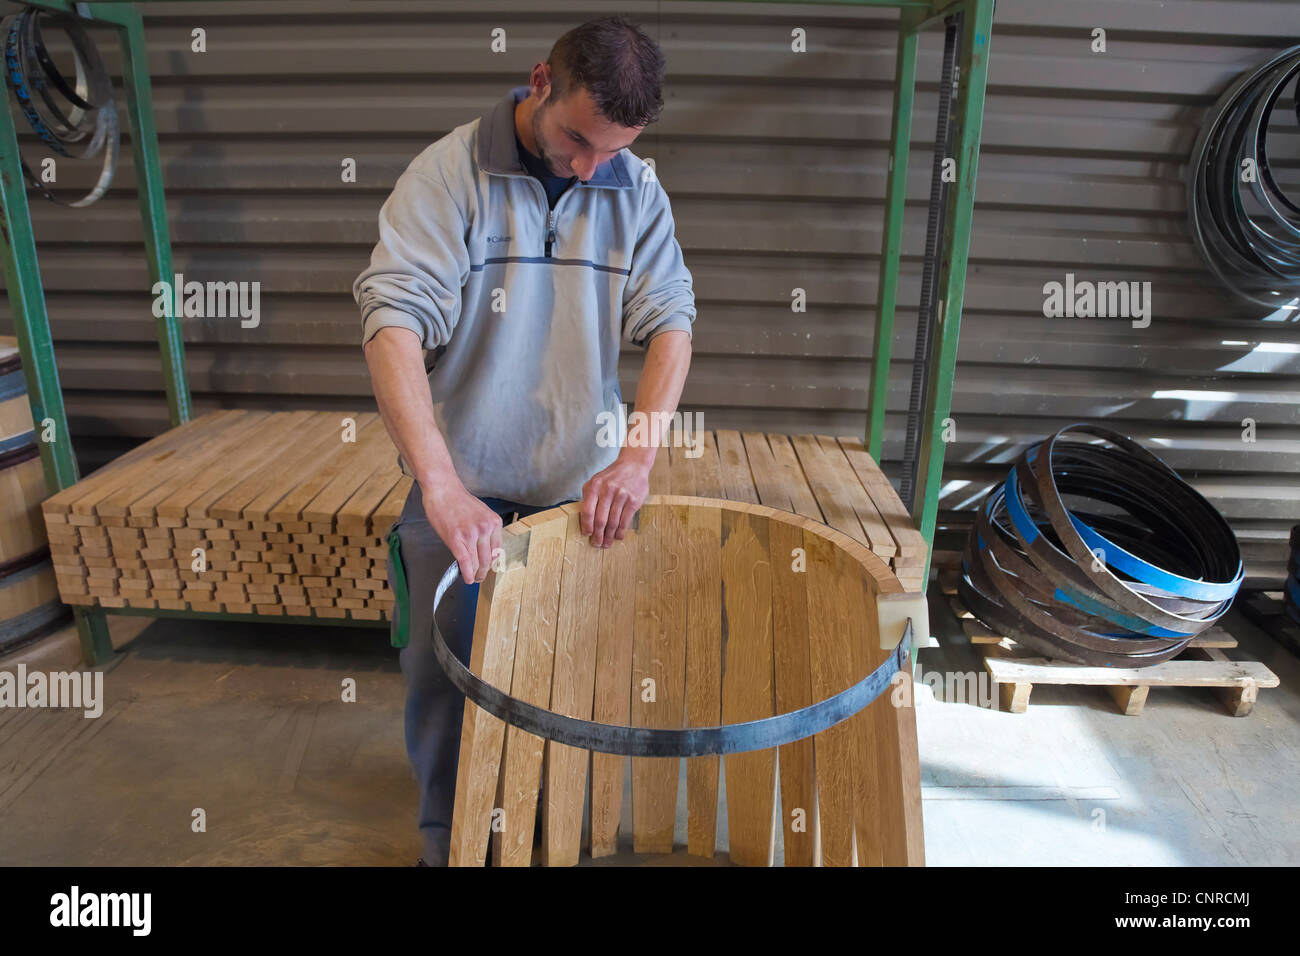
[1, 593, 1296, 866]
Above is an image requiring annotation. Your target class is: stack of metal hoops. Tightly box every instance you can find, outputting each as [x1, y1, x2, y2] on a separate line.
[1187, 44, 1300, 310]
[1, 7, 118, 207]
[959, 425, 1244, 668]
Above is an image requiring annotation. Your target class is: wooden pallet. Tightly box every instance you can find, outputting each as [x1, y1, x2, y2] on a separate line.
[40, 412, 928, 622]
[1237, 590, 1300, 658]
[936, 570, 1279, 717]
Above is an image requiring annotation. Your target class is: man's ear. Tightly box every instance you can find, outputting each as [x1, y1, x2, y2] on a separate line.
[533, 62, 552, 101]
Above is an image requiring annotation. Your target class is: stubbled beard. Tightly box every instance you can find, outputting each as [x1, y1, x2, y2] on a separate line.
[531, 107, 558, 176]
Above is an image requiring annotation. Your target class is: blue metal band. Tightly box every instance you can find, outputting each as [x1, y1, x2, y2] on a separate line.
[1067, 513, 1244, 603]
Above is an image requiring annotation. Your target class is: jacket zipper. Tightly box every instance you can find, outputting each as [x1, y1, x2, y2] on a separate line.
[491, 169, 575, 259]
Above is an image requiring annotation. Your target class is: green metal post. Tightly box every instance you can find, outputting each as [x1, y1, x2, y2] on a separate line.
[0, 2, 186, 664]
[866, 7, 923, 462]
[911, 0, 994, 582]
[0, 92, 78, 492]
[109, 3, 191, 427]
[0, 20, 115, 664]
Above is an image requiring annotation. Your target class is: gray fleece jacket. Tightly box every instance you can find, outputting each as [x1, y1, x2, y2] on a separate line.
[354, 85, 697, 506]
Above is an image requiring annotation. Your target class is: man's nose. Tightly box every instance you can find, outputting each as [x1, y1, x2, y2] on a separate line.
[572, 156, 599, 180]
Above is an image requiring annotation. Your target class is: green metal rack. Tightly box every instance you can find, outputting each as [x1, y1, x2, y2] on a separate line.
[0, 0, 994, 665]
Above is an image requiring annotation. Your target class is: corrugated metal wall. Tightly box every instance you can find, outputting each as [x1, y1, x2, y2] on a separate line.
[2, 0, 1297, 585]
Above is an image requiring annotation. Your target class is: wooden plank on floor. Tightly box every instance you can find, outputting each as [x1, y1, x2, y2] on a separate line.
[985, 656, 1279, 688]
[684, 501, 723, 858]
[542, 507, 603, 867]
[720, 505, 776, 866]
[769, 514, 816, 866]
[448, 555, 527, 867]
[631, 502, 688, 853]
[588, 515, 639, 858]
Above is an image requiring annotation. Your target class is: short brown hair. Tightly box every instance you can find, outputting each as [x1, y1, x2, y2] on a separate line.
[546, 15, 665, 128]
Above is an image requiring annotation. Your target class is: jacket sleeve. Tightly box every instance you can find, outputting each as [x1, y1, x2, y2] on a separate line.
[354, 166, 470, 350]
[621, 172, 696, 348]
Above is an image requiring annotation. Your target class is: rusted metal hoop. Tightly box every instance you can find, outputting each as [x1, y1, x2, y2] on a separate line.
[428, 559, 913, 758]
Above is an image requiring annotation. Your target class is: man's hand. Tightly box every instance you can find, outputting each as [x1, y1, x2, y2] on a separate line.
[366, 327, 497, 584]
[423, 482, 503, 585]
[581, 453, 652, 548]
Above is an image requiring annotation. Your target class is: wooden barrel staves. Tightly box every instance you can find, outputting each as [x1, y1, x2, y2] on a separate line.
[444, 495, 926, 867]
[0, 339, 68, 653]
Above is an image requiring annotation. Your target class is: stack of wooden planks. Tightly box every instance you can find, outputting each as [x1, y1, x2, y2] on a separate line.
[41, 411, 929, 621]
[647, 430, 928, 591]
[42, 410, 408, 620]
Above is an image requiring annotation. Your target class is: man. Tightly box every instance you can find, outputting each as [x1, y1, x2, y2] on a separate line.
[354, 15, 695, 866]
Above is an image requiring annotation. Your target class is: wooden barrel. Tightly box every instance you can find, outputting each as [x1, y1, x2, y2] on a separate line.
[0, 339, 68, 653]
[447, 495, 926, 867]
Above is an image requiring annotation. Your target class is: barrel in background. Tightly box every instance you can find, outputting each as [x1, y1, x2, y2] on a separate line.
[0, 337, 69, 654]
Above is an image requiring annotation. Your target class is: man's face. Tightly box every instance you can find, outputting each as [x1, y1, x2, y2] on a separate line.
[531, 80, 644, 182]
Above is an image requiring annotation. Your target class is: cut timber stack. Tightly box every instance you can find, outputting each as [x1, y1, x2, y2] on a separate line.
[42, 410, 408, 621]
[649, 430, 928, 592]
[40, 411, 928, 622]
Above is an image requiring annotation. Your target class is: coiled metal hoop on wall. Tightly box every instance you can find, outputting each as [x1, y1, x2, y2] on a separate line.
[1, 7, 118, 207]
[1187, 45, 1300, 312]
[958, 424, 1244, 667]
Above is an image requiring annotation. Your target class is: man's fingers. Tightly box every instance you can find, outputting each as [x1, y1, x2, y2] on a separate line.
[579, 483, 597, 537]
[474, 526, 494, 583]
[605, 494, 631, 546]
[453, 542, 478, 586]
[589, 485, 615, 547]
[613, 496, 638, 541]
[489, 523, 504, 573]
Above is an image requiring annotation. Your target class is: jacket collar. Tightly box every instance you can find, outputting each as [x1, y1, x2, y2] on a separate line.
[476, 84, 634, 189]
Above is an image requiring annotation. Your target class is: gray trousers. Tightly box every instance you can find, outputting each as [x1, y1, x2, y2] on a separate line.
[387, 481, 571, 865]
